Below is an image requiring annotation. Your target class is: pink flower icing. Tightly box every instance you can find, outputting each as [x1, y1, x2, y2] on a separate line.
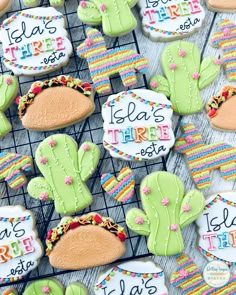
[185, 135, 193, 143]
[40, 192, 48, 201]
[65, 176, 73, 185]
[179, 269, 188, 278]
[223, 28, 231, 36]
[143, 187, 151, 195]
[135, 217, 144, 224]
[42, 286, 50, 293]
[162, 198, 169, 206]
[83, 143, 90, 151]
[100, 4, 107, 11]
[85, 38, 93, 47]
[80, 1, 87, 7]
[40, 157, 47, 165]
[183, 204, 191, 212]
[6, 77, 13, 85]
[215, 59, 222, 66]
[170, 63, 176, 70]
[150, 81, 158, 88]
[49, 139, 56, 147]
[170, 224, 178, 231]
[192, 72, 200, 80]
[179, 49, 186, 57]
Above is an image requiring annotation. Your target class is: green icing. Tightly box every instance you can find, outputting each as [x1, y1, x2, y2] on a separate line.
[77, 0, 137, 37]
[27, 134, 100, 214]
[23, 278, 64, 295]
[23, 0, 64, 6]
[149, 41, 221, 115]
[126, 171, 205, 256]
[0, 75, 18, 138]
[65, 283, 88, 295]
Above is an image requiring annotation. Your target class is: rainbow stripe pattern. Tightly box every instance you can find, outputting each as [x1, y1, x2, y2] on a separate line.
[175, 122, 236, 189]
[77, 27, 148, 94]
[0, 151, 32, 189]
[211, 19, 236, 81]
[101, 167, 135, 204]
[170, 253, 236, 294]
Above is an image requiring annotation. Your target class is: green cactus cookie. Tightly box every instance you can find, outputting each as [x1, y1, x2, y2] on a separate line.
[0, 75, 18, 138]
[66, 283, 88, 295]
[23, 0, 64, 6]
[77, 0, 137, 37]
[27, 134, 100, 214]
[23, 278, 64, 295]
[149, 41, 221, 115]
[126, 171, 205, 256]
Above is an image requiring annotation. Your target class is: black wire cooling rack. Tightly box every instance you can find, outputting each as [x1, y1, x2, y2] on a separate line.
[0, 0, 170, 292]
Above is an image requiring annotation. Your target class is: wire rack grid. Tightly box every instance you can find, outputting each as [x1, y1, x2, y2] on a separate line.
[0, 0, 171, 293]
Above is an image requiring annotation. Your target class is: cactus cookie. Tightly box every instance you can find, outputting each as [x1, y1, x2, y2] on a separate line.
[65, 283, 88, 295]
[23, 278, 64, 295]
[77, 0, 137, 37]
[27, 134, 100, 215]
[150, 41, 221, 115]
[23, 0, 64, 6]
[210, 19, 236, 81]
[126, 171, 205, 256]
[0, 75, 18, 138]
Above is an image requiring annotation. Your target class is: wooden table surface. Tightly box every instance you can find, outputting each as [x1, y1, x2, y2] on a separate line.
[1, 0, 236, 294]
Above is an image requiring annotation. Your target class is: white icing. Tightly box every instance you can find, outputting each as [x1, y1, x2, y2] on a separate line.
[0, 206, 43, 280]
[94, 259, 168, 295]
[138, 0, 205, 41]
[0, 7, 72, 76]
[102, 89, 175, 161]
[196, 191, 236, 264]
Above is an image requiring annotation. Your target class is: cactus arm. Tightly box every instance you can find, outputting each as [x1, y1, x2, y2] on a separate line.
[77, 1, 102, 25]
[65, 283, 88, 295]
[0, 111, 12, 137]
[199, 57, 221, 90]
[127, 0, 138, 8]
[125, 208, 150, 236]
[78, 142, 100, 182]
[149, 75, 170, 97]
[27, 177, 54, 201]
[179, 190, 205, 228]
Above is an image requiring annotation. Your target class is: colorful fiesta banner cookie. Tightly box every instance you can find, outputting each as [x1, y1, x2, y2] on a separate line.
[102, 90, 175, 161]
[94, 259, 168, 295]
[0, 206, 43, 283]
[139, 0, 205, 41]
[196, 191, 236, 265]
[0, 7, 72, 76]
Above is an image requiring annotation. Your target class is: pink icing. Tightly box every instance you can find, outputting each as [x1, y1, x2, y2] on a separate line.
[6, 77, 13, 85]
[183, 204, 191, 212]
[162, 198, 169, 206]
[215, 59, 222, 65]
[49, 139, 56, 147]
[100, 4, 107, 11]
[80, 1, 87, 7]
[42, 286, 50, 294]
[170, 224, 178, 231]
[83, 143, 90, 151]
[65, 176, 73, 185]
[85, 38, 93, 47]
[40, 192, 48, 201]
[185, 135, 193, 143]
[192, 72, 200, 80]
[179, 269, 188, 278]
[170, 63, 176, 70]
[135, 217, 144, 224]
[223, 28, 231, 36]
[40, 157, 47, 165]
[150, 81, 158, 88]
[179, 49, 186, 57]
[143, 187, 151, 195]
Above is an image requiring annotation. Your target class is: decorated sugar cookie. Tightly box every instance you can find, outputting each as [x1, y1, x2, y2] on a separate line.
[18, 76, 94, 131]
[0, 75, 19, 138]
[138, 0, 205, 41]
[126, 171, 205, 256]
[171, 253, 236, 294]
[175, 122, 236, 189]
[23, 278, 64, 295]
[206, 0, 236, 12]
[0, 206, 43, 283]
[0, 0, 11, 17]
[196, 191, 236, 265]
[102, 89, 175, 161]
[94, 259, 168, 295]
[23, 0, 65, 7]
[101, 167, 135, 204]
[210, 19, 236, 81]
[27, 135, 100, 214]
[150, 41, 221, 115]
[0, 7, 73, 76]
[207, 86, 236, 131]
[0, 151, 32, 190]
[77, 0, 137, 37]
[65, 283, 88, 295]
[77, 27, 148, 94]
[46, 213, 127, 270]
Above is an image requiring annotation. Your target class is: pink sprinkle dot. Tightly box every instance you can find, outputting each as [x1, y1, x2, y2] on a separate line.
[170, 63, 176, 70]
[183, 204, 190, 212]
[179, 269, 188, 278]
[150, 81, 158, 88]
[83, 143, 90, 151]
[170, 224, 178, 231]
[49, 139, 56, 147]
[100, 4, 107, 11]
[80, 1, 87, 7]
[131, 272, 136, 277]
[162, 198, 169, 206]
[153, 273, 158, 278]
[20, 217, 25, 221]
[223, 28, 231, 35]
[192, 72, 200, 80]
[143, 186, 151, 195]
[40, 157, 47, 165]
[179, 49, 186, 57]
[85, 37, 93, 47]
[40, 192, 48, 201]
[135, 216, 144, 225]
[6, 77, 13, 85]
[42, 286, 50, 294]
[65, 176, 73, 185]
[185, 135, 193, 143]
[215, 59, 221, 65]
[15, 96, 20, 105]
